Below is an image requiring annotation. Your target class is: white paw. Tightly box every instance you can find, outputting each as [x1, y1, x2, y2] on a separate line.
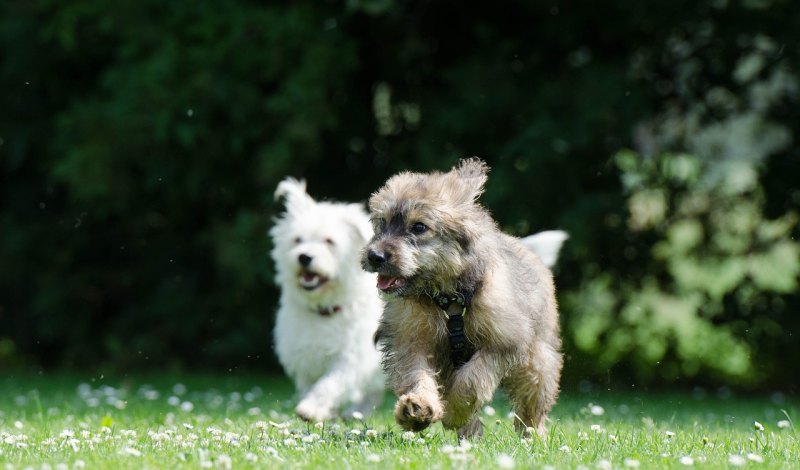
[295, 400, 332, 422]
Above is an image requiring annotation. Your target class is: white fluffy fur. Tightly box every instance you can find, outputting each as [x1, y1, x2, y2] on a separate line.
[270, 178, 384, 422]
[520, 230, 569, 268]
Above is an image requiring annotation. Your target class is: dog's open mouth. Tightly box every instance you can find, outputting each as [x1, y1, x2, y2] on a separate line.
[377, 275, 406, 292]
[299, 270, 328, 290]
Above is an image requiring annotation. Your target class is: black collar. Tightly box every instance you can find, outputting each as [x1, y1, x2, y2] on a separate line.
[431, 289, 476, 369]
[316, 305, 341, 317]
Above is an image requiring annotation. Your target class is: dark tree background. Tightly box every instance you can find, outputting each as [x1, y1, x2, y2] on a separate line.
[1, 0, 798, 390]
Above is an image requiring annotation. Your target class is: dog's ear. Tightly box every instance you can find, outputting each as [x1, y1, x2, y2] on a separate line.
[344, 203, 374, 243]
[449, 157, 489, 203]
[274, 177, 315, 214]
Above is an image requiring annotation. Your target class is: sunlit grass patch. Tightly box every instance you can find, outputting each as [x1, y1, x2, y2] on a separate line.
[0, 374, 797, 469]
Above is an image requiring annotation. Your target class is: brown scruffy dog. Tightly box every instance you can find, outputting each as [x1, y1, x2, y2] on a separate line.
[361, 157, 563, 438]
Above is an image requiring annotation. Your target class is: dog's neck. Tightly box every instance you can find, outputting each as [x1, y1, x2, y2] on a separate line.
[430, 288, 473, 313]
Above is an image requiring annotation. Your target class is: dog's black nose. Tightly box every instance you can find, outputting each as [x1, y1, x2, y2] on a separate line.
[367, 249, 389, 267]
[298, 254, 312, 267]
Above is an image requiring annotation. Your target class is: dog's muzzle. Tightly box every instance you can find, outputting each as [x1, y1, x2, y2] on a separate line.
[366, 249, 390, 269]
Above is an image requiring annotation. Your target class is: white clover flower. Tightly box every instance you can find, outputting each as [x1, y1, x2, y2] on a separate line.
[55, 463, 68, 470]
[144, 390, 160, 400]
[13, 421, 23, 430]
[122, 446, 142, 457]
[351, 411, 364, 420]
[754, 421, 764, 431]
[167, 396, 181, 406]
[590, 424, 604, 433]
[728, 455, 746, 466]
[247, 407, 261, 416]
[265, 446, 279, 458]
[458, 439, 472, 451]
[74, 460, 86, 468]
[747, 453, 764, 463]
[597, 459, 612, 470]
[350, 429, 362, 436]
[590, 405, 605, 416]
[525, 426, 536, 435]
[254, 421, 268, 431]
[665, 430, 676, 438]
[608, 434, 618, 442]
[401, 431, 415, 441]
[496, 453, 515, 469]
[114, 400, 126, 410]
[483, 405, 496, 416]
[366, 454, 381, 463]
[365, 429, 379, 438]
[216, 454, 232, 469]
[180, 401, 194, 412]
[314, 422, 324, 430]
[224, 432, 241, 446]
[777, 420, 791, 429]
[559, 445, 571, 453]
[283, 437, 296, 447]
[245, 452, 258, 463]
[679, 456, 694, 466]
[183, 423, 194, 430]
[623, 458, 640, 468]
[269, 421, 289, 429]
[578, 431, 589, 441]
[441, 444, 456, 454]
[59, 429, 75, 439]
[173, 383, 187, 395]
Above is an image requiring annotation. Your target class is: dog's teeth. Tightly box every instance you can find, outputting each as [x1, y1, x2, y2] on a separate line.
[377, 275, 406, 291]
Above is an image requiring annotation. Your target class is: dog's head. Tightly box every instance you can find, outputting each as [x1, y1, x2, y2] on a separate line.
[361, 158, 494, 297]
[270, 178, 373, 300]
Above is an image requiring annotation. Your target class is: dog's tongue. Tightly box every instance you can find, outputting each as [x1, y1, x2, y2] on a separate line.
[377, 275, 405, 291]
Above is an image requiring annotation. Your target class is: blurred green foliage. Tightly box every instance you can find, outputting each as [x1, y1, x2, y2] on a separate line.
[1, 1, 798, 388]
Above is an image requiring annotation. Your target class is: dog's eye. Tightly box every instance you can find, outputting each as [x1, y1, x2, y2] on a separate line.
[325, 238, 335, 246]
[410, 222, 428, 235]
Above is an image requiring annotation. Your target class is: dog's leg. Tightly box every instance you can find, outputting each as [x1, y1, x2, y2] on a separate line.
[457, 418, 484, 439]
[504, 343, 562, 436]
[391, 354, 444, 432]
[295, 363, 365, 422]
[442, 350, 503, 436]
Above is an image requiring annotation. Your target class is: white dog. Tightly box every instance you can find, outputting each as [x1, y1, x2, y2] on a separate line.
[270, 178, 384, 422]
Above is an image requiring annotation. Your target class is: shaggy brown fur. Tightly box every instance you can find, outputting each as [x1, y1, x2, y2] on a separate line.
[361, 158, 563, 438]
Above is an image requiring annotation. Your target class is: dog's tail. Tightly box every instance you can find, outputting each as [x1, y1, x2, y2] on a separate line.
[520, 230, 568, 268]
[274, 177, 316, 213]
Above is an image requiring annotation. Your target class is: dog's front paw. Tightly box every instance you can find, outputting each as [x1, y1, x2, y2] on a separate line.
[295, 399, 332, 423]
[394, 393, 442, 432]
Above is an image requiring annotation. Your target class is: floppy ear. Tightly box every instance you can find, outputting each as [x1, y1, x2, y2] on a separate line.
[449, 157, 489, 203]
[274, 177, 315, 214]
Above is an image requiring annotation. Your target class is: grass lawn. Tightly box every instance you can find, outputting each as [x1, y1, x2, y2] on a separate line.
[0, 373, 797, 469]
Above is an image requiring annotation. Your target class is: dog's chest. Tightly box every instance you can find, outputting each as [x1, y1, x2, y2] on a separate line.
[274, 310, 357, 379]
